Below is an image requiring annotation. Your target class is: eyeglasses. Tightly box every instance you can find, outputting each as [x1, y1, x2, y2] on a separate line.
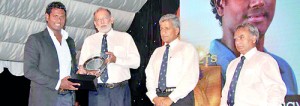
[94, 16, 111, 22]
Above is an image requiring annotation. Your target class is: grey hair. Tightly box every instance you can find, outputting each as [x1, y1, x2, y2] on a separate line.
[236, 23, 259, 41]
[159, 14, 180, 29]
[93, 7, 111, 20]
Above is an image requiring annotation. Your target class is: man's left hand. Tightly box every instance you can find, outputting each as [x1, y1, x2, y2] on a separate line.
[161, 97, 173, 106]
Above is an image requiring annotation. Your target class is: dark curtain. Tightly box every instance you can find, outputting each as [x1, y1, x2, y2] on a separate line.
[128, 0, 179, 106]
[0, 68, 30, 105]
[0, 0, 179, 105]
[127, 0, 162, 105]
[162, 0, 180, 15]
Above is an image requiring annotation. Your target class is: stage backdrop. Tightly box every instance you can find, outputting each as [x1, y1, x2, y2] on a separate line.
[181, 0, 300, 96]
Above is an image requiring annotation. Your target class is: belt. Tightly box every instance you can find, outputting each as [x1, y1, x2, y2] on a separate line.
[156, 87, 176, 93]
[98, 80, 128, 89]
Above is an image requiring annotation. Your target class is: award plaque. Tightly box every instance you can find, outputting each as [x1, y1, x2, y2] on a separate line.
[68, 53, 108, 91]
[68, 74, 97, 91]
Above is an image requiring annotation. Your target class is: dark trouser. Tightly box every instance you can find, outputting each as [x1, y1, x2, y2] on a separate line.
[88, 82, 131, 106]
[157, 91, 194, 106]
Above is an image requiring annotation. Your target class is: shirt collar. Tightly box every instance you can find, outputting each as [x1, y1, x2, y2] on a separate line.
[240, 47, 257, 60]
[165, 38, 179, 49]
[97, 29, 113, 37]
[47, 26, 69, 40]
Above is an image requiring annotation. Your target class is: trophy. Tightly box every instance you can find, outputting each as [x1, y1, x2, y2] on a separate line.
[68, 53, 108, 91]
[83, 53, 108, 74]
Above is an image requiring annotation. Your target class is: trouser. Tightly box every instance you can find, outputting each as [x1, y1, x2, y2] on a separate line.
[56, 91, 75, 106]
[89, 81, 131, 106]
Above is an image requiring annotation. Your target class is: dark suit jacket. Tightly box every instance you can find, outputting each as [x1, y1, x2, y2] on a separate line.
[24, 28, 77, 106]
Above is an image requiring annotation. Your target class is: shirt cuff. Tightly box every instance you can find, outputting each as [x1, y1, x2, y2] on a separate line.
[168, 93, 179, 103]
[146, 91, 158, 103]
[55, 79, 61, 90]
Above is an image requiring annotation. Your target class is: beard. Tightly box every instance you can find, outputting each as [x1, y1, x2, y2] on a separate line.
[97, 24, 112, 33]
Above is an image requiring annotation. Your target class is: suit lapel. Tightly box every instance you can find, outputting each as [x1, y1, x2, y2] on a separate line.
[42, 28, 78, 75]
[66, 37, 78, 75]
[41, 29, 59, 69]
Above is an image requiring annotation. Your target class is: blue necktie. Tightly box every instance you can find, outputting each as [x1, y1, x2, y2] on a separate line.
[158, 44, 170, 91]
[227, 56, 245, 106]
[100, 34, 108, 82]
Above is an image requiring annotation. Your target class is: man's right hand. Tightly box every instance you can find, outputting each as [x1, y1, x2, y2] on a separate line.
[60, 76, 80, 91]
[76, 65, 87, 74]
[87, 70, 101, 78]
[77, 65, 101, 77]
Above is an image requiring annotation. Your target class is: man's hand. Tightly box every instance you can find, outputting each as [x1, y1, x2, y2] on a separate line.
[153, 96, 173, 106]
[153, 97, 164, 106]
[106, 52, 116, 63]
[59, 76, 80, 90]
[76, 65, 87, 74]
[161, 97, 173, 106]
[87, 70, 101, 78]
[77, 65, 101, 77]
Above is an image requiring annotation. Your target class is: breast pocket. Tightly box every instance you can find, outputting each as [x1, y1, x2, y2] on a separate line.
[168, 56, 183, 74]
[239, 69, 258, 85]
[113, 46, 126, 58]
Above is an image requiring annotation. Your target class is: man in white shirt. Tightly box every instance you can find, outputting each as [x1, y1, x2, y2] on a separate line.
[24, 2, 80, 106]
[220, 23, 286, 106]
[145, 14, 199, 106]
[209, 0, 297, 95]
[77, 7, 140, 106]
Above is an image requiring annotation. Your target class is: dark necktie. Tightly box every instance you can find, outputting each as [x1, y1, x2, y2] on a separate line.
[227, 56, 245, 106]
[158, 44, 170, 91]
[100, 34, 108, 82]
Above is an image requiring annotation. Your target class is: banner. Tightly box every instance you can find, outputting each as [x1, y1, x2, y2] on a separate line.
[181, 0, 300, 105]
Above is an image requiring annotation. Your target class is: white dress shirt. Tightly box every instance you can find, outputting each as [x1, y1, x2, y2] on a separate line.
[47, 27, 72, 90]
[220, 47, 286, 106]
[145, 38, 199, 103]
[79, 29, 140, 83]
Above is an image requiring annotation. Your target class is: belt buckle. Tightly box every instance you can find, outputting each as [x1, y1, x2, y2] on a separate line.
[166, 89, 169, 92]
[160, 89, 167, 93]
[157, 88, 165, 93]
[107, 83, 114, 88]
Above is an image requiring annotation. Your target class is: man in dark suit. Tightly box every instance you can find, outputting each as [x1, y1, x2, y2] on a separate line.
[24, 2, 80, 106]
